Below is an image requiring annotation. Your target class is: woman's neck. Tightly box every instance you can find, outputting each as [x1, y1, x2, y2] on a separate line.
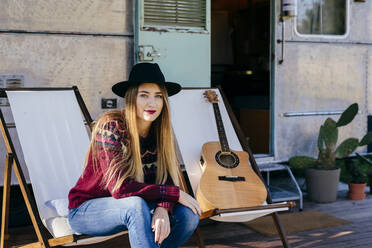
[137, 118, 152, 138]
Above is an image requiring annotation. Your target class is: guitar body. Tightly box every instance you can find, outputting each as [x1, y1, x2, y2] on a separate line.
[196, 142, 267, 214]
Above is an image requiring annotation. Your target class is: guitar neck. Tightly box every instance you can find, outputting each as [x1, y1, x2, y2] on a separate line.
[212, 102, 230, 153]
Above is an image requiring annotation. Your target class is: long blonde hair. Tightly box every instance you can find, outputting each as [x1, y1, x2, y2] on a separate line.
[85, 83, 179, 192]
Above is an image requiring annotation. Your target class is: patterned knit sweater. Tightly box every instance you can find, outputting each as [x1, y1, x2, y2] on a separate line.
[68, 119, 180, 213]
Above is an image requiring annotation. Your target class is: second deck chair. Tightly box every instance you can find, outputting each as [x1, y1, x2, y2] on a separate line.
[169, 88, 294, 247]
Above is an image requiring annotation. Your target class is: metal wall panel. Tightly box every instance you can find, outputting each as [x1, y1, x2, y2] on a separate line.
[0, 34, 133, 119]
[276, 44, 366, 112]
[274, 43, 368, 160]
[349, 1, 372, 42]
[0, 0, 132, 34]
[275, 114, 366, 160]
[274, 0, 371, 161]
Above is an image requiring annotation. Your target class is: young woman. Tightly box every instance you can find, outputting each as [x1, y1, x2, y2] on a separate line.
[68, 63, 201, 248]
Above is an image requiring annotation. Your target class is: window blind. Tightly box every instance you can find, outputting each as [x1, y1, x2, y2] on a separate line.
[144, 0, 206, 28]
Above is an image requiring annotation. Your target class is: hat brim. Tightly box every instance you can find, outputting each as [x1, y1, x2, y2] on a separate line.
[112, 81, 181, 97]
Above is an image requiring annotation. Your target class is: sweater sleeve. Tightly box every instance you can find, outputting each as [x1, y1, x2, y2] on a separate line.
[98, 121, 180, 202]
[156, 173, 180, 214]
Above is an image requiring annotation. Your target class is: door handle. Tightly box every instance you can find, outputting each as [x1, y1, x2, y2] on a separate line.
[138, 45, 161, 62]
[147, 50, 161, 58]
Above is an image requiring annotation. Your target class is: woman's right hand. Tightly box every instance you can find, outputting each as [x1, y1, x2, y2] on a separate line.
[178, 190, 201, 216]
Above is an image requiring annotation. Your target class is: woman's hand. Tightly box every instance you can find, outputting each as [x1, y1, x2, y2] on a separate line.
[178, 190, 202, 216]
[151, 207, 170, 245]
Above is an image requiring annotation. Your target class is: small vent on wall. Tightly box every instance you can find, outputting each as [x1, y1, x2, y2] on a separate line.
[0, 75, 24, 88]
[144, 0, 206, 28]
[0, 75, 24, 106]
[6, 78, 24, 88]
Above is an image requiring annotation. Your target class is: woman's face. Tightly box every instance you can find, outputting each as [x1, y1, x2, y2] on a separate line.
[136, 83, 164, 123]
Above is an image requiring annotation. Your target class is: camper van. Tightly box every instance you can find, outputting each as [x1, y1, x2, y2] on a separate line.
[0, 0, 371, 225]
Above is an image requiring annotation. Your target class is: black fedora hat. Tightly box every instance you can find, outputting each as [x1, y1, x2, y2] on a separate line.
[112, 63, 181, 97]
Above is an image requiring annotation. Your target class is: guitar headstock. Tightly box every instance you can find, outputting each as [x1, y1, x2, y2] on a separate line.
[203, 90, 219, 103]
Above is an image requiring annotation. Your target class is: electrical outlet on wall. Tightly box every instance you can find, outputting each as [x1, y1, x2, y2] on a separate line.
[101, 98, 117, 109]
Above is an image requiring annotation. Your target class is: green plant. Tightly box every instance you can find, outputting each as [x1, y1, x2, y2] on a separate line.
[345, 159, 367, 184]
[339, 159, 365, 183]
[288, 156, 316, 176]
[290, 103, 372, 170]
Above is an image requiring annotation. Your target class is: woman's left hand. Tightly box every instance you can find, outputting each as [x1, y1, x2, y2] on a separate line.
[151, 207, 170, 245]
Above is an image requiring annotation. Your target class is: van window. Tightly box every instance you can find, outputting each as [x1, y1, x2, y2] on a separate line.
[144, 0, 206, 29]
[296, 0, 347, 36]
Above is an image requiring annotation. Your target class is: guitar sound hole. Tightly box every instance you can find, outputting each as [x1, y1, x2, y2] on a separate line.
[215, 151, 239, 168]
[219, 154, 235, 166]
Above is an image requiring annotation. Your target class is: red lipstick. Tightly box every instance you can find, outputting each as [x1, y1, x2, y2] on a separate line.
[145, 110, 156, 114]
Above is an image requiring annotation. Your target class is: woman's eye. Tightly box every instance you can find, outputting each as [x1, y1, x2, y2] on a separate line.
[155, 95, 163, 98]
[139, 94, 148, 98]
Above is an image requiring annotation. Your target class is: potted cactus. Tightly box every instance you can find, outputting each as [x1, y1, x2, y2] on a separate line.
[289, 103, 372, 203]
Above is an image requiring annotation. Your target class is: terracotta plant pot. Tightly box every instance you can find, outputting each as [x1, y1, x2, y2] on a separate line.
[348, 183, 366, 200]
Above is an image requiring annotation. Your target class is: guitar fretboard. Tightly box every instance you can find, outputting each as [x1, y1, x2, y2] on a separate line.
[212, 103, 230, 153]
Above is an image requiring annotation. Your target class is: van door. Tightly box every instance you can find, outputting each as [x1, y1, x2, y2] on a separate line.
[210, 0, 273, 156]
[135, 0, 210, 87]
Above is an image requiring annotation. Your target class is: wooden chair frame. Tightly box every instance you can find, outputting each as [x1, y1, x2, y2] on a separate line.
[0, 86, 293, 248]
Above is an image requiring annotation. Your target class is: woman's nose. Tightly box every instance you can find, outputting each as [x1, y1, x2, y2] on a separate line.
[147, 96, 156, 106]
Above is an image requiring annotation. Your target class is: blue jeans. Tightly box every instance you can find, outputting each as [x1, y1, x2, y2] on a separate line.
[68, 196, 199, 248]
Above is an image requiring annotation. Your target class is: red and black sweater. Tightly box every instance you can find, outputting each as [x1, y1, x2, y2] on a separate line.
[68, 119, 180, 213]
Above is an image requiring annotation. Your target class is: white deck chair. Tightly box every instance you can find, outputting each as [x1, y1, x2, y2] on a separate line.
[0, 87, 205, 248]
[169, 88, 294, 247]
[0, 87, 129, 247]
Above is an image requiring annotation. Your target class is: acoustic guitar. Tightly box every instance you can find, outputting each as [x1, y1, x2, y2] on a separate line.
[196, 90, 267, 218]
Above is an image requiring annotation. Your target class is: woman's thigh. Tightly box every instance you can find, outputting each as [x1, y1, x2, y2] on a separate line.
[68, 196, 151, 236]
[160, 204, 199, 248]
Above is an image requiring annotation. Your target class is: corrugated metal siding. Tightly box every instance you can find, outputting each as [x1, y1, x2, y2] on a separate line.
[144, 0, 206, 28]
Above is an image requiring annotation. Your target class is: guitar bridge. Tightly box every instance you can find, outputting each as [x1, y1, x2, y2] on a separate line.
[218, 176, 245, 182]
